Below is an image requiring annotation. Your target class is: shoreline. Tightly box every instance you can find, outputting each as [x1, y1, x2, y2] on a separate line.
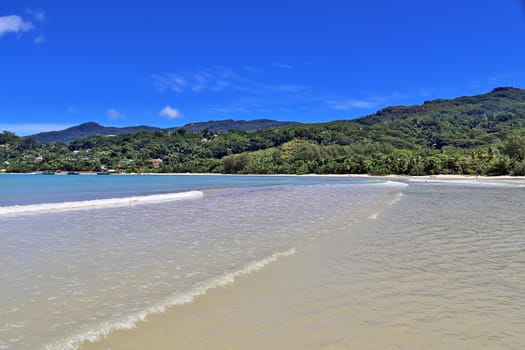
[2, 171, 525, 181]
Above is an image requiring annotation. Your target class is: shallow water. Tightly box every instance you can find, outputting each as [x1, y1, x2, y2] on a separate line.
[0, 177, 397, 350]
[2, 177, 524, 349]
[84, 181, 525, 350]
[0, 174, 368, 206]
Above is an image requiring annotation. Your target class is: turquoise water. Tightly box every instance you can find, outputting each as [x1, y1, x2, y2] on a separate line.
[0, 174, 371, 206]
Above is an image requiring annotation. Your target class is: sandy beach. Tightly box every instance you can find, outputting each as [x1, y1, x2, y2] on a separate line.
[7, 171, 525, 181]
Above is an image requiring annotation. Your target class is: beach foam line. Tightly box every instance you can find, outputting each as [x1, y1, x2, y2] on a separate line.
[45, 248, 296, 350]
[0, 191, 204, 217]
[407, 178, 519, 187]
[371, 180, 409, 188]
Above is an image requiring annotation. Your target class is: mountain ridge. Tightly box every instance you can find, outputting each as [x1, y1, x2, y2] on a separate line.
[28, 119, 298, 143]
[25, 87, 525, 144]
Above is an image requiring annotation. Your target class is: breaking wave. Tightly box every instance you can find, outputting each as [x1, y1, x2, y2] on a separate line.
[45, 248, 296, 350]
[370, 180, 409, 188]
[0, 191, 204, 217]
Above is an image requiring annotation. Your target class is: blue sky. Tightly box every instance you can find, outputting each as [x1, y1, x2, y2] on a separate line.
[1, 0, 525, 135]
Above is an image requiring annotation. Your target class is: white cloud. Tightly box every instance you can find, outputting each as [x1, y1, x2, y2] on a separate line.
[159, 105, 181, 119]
[0, 15, 33, 37]
[107, 108, 125, 119]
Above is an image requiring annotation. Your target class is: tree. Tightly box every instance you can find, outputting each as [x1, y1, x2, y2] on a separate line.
[503, 132, 525, 161]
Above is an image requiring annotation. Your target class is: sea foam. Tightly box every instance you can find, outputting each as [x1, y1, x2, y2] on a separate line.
[0, 191, 204, 217]
[407, 178, 524, 187]
[372, 180, 409, 188]
[45, 248, 296, 350]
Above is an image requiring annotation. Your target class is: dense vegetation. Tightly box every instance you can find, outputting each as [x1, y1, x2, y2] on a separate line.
[2, 87, 525, 176]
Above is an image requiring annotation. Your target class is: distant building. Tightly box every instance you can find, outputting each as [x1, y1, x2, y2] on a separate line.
[148, 158, 163, 169]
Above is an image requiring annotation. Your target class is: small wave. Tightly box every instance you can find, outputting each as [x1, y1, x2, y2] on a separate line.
[370, 180, 409, 188]
[45, 248, 296, 350]
[407, 179, 518, 187]
[0, 191, 204, 217]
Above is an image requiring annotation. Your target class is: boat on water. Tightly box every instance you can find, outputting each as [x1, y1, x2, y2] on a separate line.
[37, 171, 56, 175]
[66, 171, 80, 175]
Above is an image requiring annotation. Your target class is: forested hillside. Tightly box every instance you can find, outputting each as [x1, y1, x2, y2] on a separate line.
[2, 87, 525, 175]
[28, 119, 297, 143]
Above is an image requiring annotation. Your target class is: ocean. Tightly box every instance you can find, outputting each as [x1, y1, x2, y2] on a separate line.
[1, 174, 524, 349]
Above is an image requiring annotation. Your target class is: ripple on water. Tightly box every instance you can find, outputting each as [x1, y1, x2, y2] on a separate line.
[0, 183, 400, 349]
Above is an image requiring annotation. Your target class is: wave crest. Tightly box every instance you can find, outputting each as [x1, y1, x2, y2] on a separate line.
[0, 191, 204, 217]
[45, 248, 296, 350]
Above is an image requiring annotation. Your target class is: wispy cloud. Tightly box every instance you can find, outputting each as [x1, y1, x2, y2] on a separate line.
[152, 67, 235, 94]
[153, 66, 336, 119]
[272, 62, 293, 69]
[274, 84, 310, 94]
[107, 108, 125, 119]
[152, 66, 416, 120]
[325, 97, 384, 110]
[0, 15, 33, 37]
[25, 9, 46, 22]
[159, 105, 181, 119]
[152, 66, 310, 97]
[324, 91, 412, 111]
[34, 34, 45, 44]
[153, 74, 186, 93]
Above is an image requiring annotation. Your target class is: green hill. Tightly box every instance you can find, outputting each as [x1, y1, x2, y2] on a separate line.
[28, 122, 162, 143]
[3, 87, 525, 176]
[354, 86, 525, 149]
[28, 119, 297, 143]
[170, 119, 298, 133]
